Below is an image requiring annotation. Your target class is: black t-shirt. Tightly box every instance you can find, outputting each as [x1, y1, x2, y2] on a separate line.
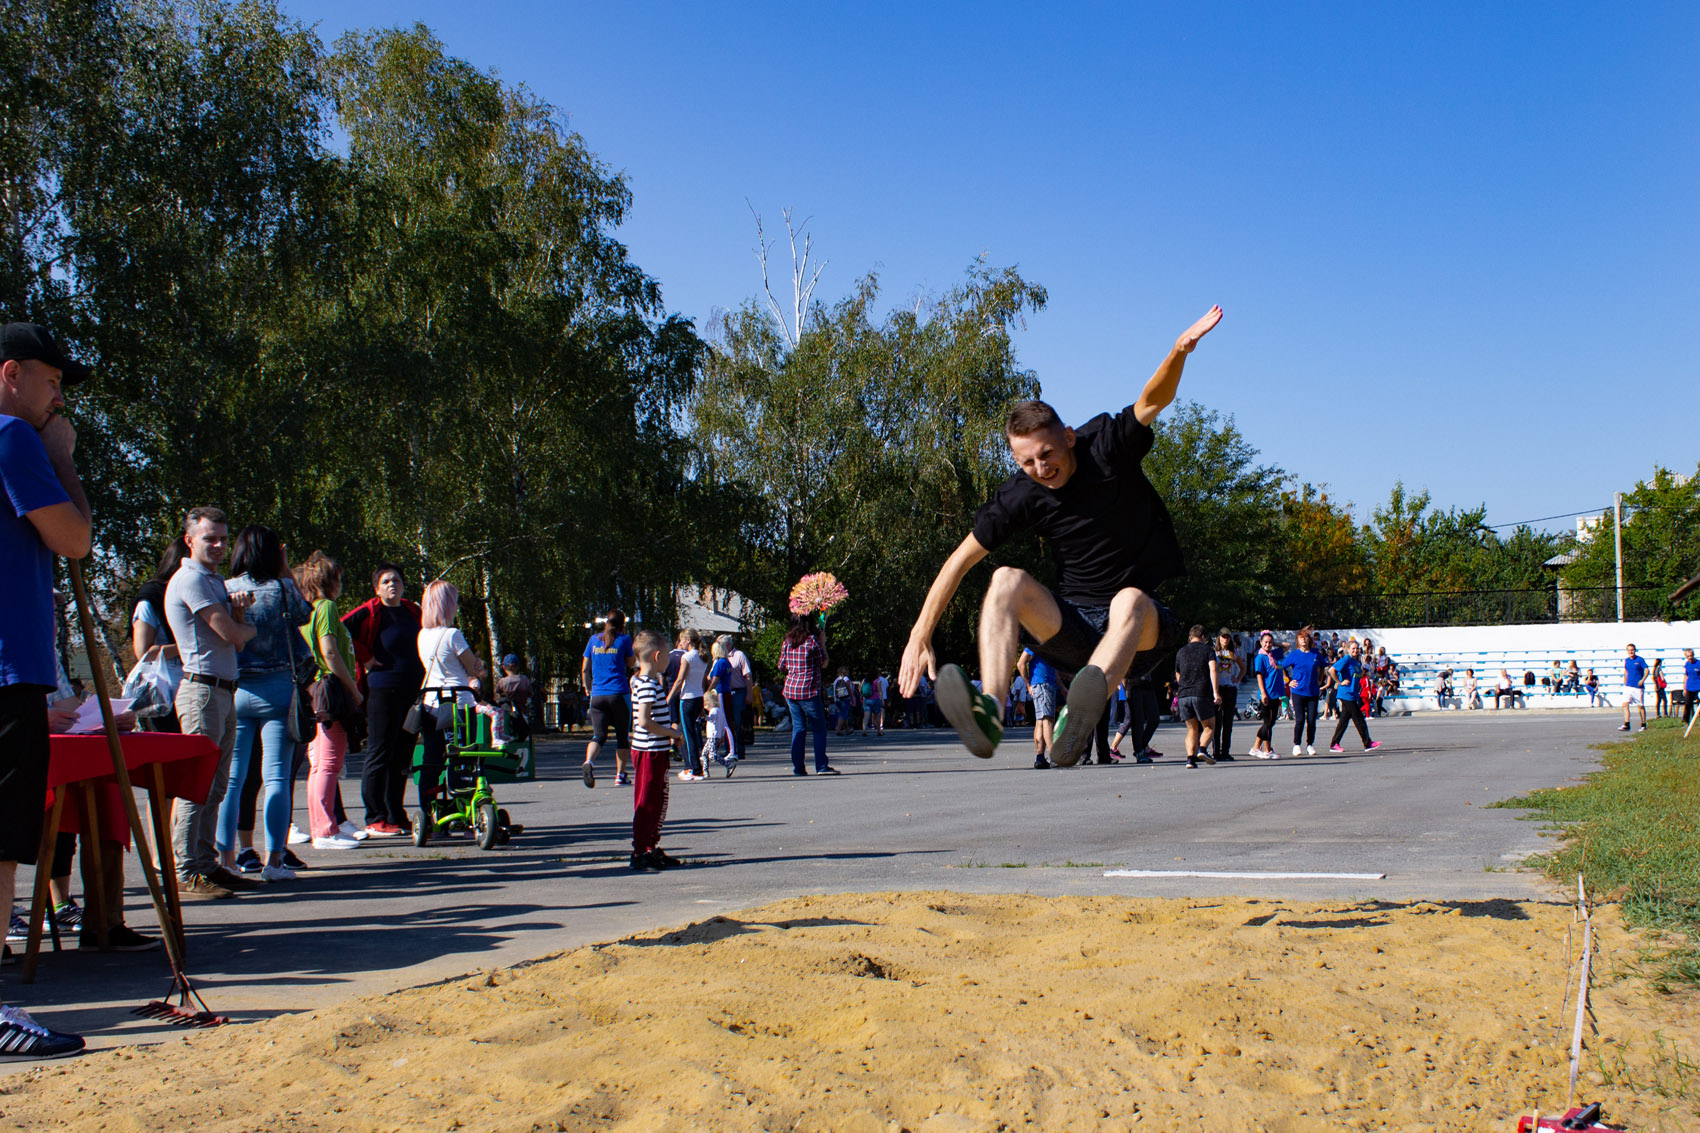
[364, 604, 425, 690]
[1174, 640, 1215, 700]
[972, 406, 1185, 605]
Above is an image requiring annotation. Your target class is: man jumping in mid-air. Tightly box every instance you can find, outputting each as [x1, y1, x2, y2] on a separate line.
[898, 305, 1223, 767]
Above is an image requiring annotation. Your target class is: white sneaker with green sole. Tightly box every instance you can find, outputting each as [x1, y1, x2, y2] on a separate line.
[935, 664, 1002, 759]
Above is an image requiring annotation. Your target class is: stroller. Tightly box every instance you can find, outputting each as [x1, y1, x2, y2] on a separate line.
[410, 685, 533, 850]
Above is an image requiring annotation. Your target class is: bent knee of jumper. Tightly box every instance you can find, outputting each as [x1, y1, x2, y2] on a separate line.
[1108, 587, 1153, 621]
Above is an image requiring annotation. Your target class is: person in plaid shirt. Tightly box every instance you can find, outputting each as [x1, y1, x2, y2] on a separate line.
[779, 615, 838, 776]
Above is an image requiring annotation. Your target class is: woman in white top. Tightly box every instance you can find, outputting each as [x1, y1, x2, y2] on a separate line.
[1212, 629, 1243, 761]
[666, 630, 710, 779]
[415, 581, 485, 810]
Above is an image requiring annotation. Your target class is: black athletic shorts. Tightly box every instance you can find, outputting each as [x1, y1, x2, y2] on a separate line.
[587, 693, 630, 749]
[1024, 594, 1186, 683]
[0, 683, 54, 864]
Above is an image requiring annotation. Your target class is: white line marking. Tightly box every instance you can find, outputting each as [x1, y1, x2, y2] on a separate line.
[1102, 869, 1388, 880]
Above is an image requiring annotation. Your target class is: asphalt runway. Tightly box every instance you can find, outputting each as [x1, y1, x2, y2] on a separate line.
[8, 708, 1613, 1056]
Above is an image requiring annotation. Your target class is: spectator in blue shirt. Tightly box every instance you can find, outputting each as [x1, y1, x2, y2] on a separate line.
[0, 323, 95, 1059]
[1249, 631, 1285, 758]
[1681, 647, 1700, 725]
[1619, 643, 1648, 733]
[1327, 641, 1382, 752]
[1278, 629, 1327, 756]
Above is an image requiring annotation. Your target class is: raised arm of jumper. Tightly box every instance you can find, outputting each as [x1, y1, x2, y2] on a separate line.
[1132, 305, 1223, 426]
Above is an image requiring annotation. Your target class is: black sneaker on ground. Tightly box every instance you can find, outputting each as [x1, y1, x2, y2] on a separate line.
[582, 762, 596, 788]
[281, 849, 310, 871]
[1134, 754, 1155, 765]
[1215, 753, 1236, 762]
[207, 867, 260, 892]
[0, 1005, 84, 1060]
[78, 924, 160, 952]
[629, 852, 660, 873]
[1032, 755, 1051, 770]
[235, 848, 263, 873]
[1185, 757, 1199, 770]
[651, 850, 683, 869]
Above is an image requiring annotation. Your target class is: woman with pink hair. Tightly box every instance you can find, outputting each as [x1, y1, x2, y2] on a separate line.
[415, 580, 486, 825]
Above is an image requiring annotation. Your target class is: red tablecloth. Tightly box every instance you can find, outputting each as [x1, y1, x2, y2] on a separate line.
[46, 732, 221, 847]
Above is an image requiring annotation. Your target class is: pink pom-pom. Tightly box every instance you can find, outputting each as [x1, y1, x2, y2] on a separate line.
[789, 572, 849, 616]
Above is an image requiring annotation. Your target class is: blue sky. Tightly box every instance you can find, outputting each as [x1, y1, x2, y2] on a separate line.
[280, 1, 1698, 533]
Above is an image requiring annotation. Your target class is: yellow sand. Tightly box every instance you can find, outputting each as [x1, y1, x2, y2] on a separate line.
[2, 893, 1695, 1132]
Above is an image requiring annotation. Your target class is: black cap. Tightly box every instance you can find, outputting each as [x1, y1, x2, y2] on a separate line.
[0, 323, 90, 385]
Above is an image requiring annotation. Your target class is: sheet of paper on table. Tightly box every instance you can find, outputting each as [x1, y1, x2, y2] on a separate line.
[66, 698, 135, 734]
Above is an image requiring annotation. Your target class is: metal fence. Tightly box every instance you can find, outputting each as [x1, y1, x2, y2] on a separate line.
[1264, 586, 1676, 629]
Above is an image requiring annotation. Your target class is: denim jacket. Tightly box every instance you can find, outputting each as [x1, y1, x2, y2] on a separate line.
[226, 575, 313, 677]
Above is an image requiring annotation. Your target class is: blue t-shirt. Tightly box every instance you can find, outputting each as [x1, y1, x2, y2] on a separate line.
[1279, 649, 1325, 698]
[1333, 656, 1362, 701]
[583, 633, 633, 696]
[1254, 653, 1286, 698]
[1685, 659, 1700, 692]
[1623, 655, 1647, 688]
[0, 417, 71, 688]
[1022, 649, 1059, 690]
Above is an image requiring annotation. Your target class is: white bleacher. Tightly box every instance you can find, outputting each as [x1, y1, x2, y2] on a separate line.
[1316, 621, 1700, 713]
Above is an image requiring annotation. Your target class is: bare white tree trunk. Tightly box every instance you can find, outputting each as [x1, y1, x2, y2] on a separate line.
[749, 202, 825, 347]
[481, 560, 503, 671]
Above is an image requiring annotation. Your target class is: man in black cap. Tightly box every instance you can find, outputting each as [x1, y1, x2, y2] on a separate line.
[0, 322, 93, 1058]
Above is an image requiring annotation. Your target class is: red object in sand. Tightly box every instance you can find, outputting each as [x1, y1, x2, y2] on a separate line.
[1516, 1103, 1623, 1131]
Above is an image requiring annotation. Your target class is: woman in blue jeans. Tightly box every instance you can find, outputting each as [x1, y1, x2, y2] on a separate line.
[219, 526, 312, 881]
[778, 615, 837, 775]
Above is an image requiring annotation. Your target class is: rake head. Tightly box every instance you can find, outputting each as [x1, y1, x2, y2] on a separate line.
[133, 975, 228, 1028]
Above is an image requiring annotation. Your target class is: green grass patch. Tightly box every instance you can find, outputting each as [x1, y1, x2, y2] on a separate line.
[1495, 718, 1700, 990]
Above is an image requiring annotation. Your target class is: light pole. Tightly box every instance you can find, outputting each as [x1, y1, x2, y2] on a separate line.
[1614, 492, 1624, 622]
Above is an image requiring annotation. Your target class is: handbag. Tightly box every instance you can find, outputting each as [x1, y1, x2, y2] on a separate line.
[283, 614, 316, 743]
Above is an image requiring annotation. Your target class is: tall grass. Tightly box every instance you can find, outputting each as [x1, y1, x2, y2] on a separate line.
[1495, 718, 1700, 990]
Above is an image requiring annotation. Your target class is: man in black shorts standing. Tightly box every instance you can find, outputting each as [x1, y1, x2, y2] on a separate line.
[1173, 625, 1220, 770]
[898, 305, 1222, 766]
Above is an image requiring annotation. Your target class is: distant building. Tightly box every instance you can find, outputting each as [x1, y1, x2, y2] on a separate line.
[675, 583, 749, 636]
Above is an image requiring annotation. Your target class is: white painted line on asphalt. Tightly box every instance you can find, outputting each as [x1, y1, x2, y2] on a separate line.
[1102, 869, 1388, 880]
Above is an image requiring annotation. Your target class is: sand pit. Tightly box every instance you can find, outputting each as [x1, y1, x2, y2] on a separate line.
[2, 892, 1695, 1132]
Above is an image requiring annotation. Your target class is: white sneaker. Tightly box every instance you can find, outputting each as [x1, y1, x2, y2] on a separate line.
[260, 864, 296, 882]
[287, 824, 310, 845]
[1247, 744, 1260, 757]
[1292, 744, 1303, 757]
[337, 821, 370, 842]
[1306, 745, 1317, 756]
[312, 834, 362, 850]
[1253, 749, 1275, 759]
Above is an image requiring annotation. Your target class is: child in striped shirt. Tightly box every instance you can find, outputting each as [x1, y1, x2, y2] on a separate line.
[629, 630, 684, 872]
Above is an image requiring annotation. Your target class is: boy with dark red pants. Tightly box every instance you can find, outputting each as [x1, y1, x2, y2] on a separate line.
[628, 631, 684, 872]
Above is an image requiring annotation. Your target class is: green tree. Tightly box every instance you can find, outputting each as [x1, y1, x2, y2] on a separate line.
[1143, 402, 1286, 629]
[1276, 484, 1371, 605]
[1562, 467, 1700, 620]
[692, 261, 1048, 672]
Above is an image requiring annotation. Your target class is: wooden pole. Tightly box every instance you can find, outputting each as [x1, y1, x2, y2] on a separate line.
[66, 560, 191, 980]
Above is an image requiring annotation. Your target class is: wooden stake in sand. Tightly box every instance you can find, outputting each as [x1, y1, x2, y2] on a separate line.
[1567, 874, 1592, 1109]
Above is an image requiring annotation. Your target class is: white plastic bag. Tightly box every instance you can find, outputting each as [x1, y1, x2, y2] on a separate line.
[122, 656, 176, 719]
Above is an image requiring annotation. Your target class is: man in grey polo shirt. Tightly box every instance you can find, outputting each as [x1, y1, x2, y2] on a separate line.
[165, 506, 255, 898]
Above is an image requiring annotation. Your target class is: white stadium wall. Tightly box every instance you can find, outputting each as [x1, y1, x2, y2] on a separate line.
[1308, 620, 1700, 712]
